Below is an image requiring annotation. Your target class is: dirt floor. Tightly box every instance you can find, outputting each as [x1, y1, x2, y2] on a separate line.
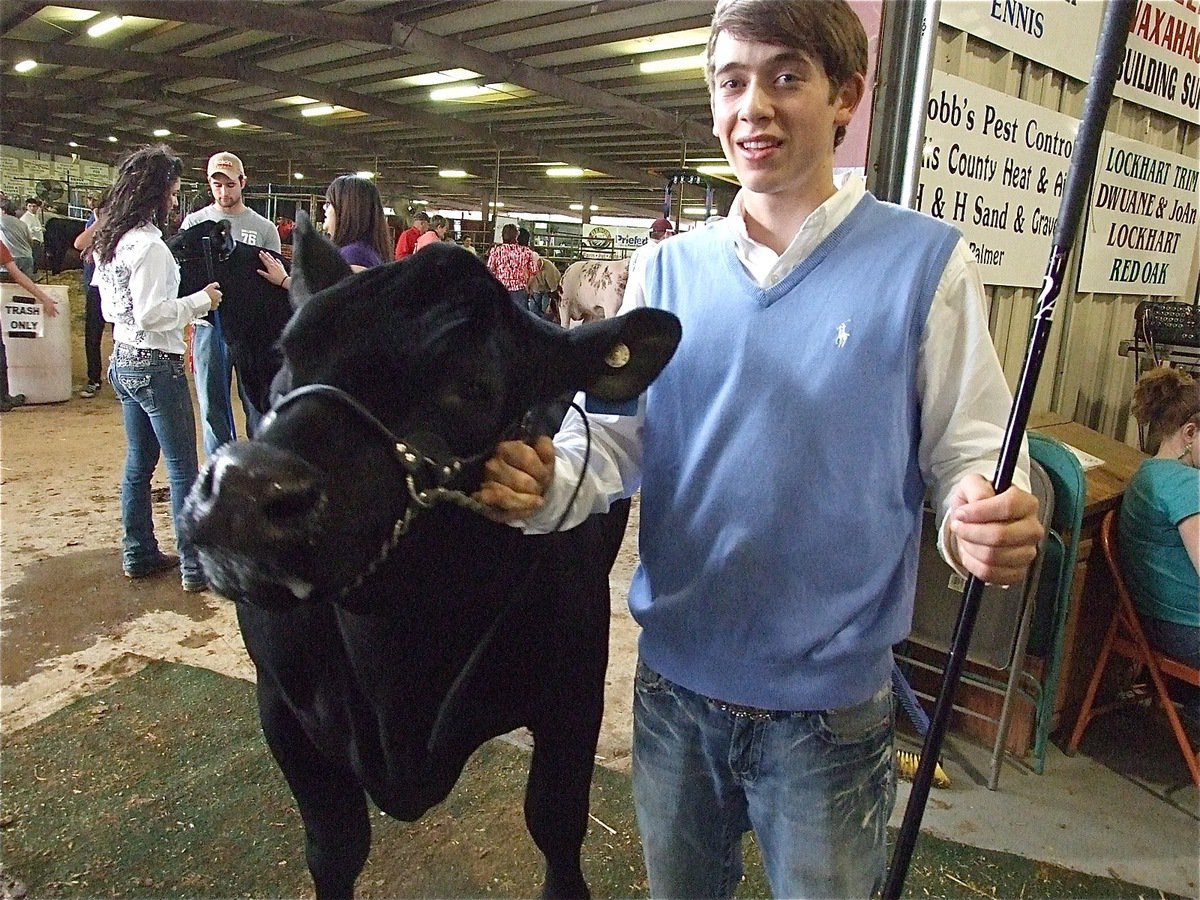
[0, 270, 643, 769]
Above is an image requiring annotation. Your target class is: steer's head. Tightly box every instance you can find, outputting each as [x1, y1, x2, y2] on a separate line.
[166, 219, 236, 296]
[182, 214, 680, 609]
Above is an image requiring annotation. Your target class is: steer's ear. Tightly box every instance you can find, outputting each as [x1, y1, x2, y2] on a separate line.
[290, 211, 351, 306]
[552, 308, 681, 402]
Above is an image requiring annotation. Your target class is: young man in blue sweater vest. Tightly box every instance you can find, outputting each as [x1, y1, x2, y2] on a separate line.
[479, 0, 1044, 895]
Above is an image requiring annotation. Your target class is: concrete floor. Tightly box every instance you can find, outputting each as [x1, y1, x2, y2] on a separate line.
[892, 708, 1199, 898]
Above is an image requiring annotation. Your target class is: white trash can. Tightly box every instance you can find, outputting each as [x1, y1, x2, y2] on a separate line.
[2, 283, 72, 403]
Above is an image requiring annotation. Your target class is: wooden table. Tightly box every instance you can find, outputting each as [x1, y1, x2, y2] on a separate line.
[1032, 421, 1147, 523]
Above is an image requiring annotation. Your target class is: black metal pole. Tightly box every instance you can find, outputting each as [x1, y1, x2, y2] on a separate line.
[883, 2, 1135, 896]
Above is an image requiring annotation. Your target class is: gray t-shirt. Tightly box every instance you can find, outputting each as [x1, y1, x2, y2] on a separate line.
[181, 204, 281, 253]
[0, 213, 33, 259]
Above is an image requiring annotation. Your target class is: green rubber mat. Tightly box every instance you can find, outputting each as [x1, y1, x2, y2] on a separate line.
[1, 661, 1181, 898]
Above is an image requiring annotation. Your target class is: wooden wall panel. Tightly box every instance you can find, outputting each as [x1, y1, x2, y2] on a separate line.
[931, 25, 1198, 447]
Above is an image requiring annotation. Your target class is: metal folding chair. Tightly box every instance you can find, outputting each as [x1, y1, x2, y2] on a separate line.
[896, 456, 1057, 789]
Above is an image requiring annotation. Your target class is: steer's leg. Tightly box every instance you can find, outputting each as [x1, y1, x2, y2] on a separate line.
[525, 712, 599, 900]
[257, 679, 370, 899]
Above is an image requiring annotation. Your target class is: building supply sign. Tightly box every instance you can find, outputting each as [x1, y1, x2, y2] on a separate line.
[1115, 0, 1200, 125]
[1078, 132, 1199, 296]
[915, 72, 1079, 288]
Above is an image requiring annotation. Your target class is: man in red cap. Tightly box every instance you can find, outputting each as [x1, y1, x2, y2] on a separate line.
[625, 216, 675, 303]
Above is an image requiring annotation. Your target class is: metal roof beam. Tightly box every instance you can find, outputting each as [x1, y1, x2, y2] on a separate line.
[64, 0, 714, 143]
[0, 37, 662, 188]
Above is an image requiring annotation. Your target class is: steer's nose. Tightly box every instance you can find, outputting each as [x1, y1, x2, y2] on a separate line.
[184, 442, 324, 547]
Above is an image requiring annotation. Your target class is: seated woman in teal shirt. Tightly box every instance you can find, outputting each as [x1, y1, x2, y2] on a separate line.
[1119, 366, 1199, 722]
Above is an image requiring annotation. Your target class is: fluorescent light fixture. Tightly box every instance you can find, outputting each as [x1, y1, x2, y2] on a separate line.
[301, 104, 336, 118]
[153, 128, 171, 137]
[293, 172, 304, 180]
[86, 15, 124, 37]
[430, 83, 497, 101]
[696, 164, 735, 176]
[68, 141, 80, 148]
[639, 53, 705, 74]
[568, 204, 600, 211]
[547, 167, 584, 178]
[107, 135, 118, 142]
[488, 201, 505, 208]
[402, 68, 479, 87]
[354, 170, 374, 179]
[216, 118, 242, 129]
[14, 59, 37, 73]
[439, 169, 468, 178]
[411, 199, 429, 205]
[683, 207, 711, 216]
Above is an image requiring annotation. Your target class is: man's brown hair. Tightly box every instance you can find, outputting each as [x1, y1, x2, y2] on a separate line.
[706, 0, 868, 148]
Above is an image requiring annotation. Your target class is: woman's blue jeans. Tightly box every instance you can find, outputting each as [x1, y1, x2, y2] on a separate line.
[109, 352, 202, 582]
[1142, 616, 1200, 723]
[632, 659, 895, 899]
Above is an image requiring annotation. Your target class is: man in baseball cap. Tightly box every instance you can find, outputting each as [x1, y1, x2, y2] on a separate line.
[207, 151, 245, 181]
[181, 150, 280, 456]
[649, 217, 674, 238]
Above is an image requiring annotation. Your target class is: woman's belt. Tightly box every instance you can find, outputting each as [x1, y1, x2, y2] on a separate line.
[111, 344, 184, 365]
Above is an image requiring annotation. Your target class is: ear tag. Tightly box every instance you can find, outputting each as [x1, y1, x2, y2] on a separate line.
[605, 342, 631, 368]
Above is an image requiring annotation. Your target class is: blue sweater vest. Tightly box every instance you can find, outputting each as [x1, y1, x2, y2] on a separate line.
[632, 194, 960, 710]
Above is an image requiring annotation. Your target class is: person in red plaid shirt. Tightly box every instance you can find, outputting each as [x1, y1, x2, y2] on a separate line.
[486, 223, 541, 313]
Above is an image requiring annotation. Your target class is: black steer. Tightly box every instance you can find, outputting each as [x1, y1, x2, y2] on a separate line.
[43, 217, 86, 274]
[181, 216, 681, 898]
[167, 219, 292, 416]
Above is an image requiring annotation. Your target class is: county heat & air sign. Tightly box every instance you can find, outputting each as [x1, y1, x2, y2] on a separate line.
[1078, 132, 1199, 296]
[915, 71, 1079, 288]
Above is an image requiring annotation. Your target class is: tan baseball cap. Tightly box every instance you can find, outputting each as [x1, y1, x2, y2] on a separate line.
[207, 151, 245, 180]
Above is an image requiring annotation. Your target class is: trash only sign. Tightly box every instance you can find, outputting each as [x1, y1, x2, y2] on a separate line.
[3, 296, 45, 339]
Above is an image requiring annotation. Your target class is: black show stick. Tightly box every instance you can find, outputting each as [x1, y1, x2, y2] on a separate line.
[883, 2, 1136, 896]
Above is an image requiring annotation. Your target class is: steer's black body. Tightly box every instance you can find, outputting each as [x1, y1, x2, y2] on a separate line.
[167, 219, 292, 416]
[43, 217, 86, 274]
[181, 217, 680, 898]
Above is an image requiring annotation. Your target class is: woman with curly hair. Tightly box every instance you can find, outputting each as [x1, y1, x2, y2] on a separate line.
[1121, 365, 1200, 722]
[92, 143, 222, 592]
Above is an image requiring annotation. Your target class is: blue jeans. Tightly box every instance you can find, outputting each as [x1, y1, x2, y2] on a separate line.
[192, 318, 261, 457]
[632, 660, 895, 899]
[109, 352, 202, 582]
[530, 291, 552, 318]
[507, 288, 531, 312]
[1142, 616, 1200, 723]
